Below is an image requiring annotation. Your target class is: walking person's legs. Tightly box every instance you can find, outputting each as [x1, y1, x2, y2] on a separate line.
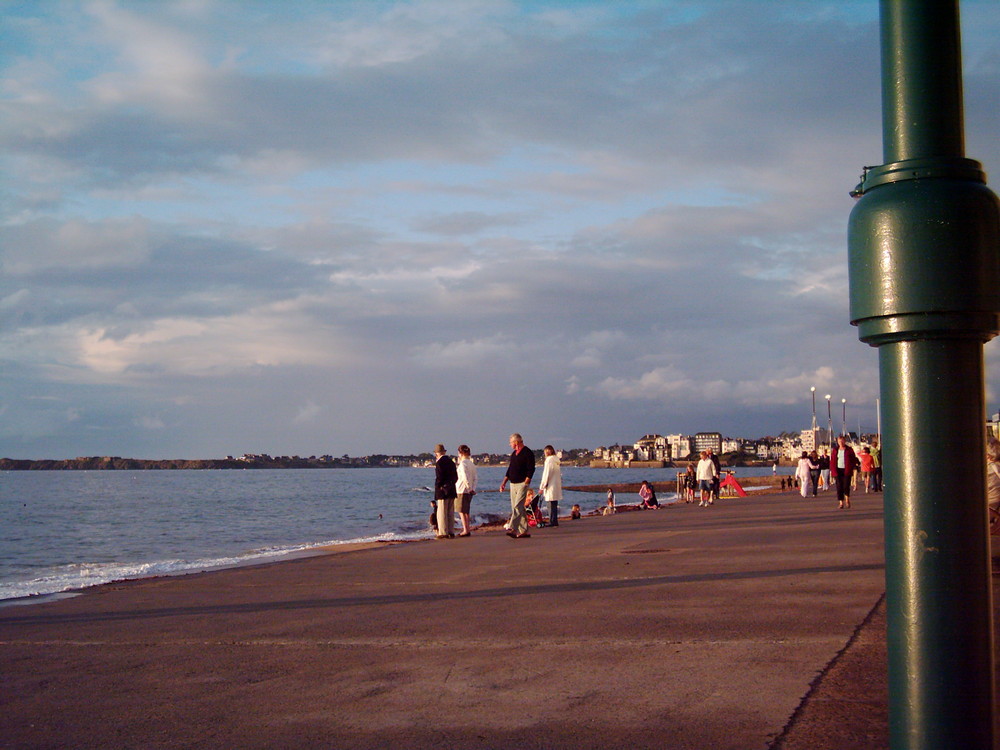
[509, 483, 529, 535]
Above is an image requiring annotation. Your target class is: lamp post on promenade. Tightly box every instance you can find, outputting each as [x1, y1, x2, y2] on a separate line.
[825, 394, 832, 451]
[842, 398, 847, 437]
[847, 1, 998, 744]
[811, 386, 817, 449]
[876, 397, 881, 447]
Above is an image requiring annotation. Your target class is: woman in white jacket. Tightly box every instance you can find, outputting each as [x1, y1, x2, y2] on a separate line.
[539, 445, 563, 527]
[795, 451, 813, 497]
[455, 445, 478, 537]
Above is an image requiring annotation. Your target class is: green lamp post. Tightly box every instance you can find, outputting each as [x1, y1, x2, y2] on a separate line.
[848, 1, 1000, 747]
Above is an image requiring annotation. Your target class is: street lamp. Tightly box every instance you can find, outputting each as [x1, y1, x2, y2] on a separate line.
[811, 386, 817, 447]
[842, 398, 847, 437]
[825, 394, 832, 451]
[876, 397, 881, 446]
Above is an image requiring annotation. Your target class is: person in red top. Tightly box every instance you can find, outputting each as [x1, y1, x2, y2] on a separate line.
[829, 435, 859, 509]
[858, 447, 875, 493]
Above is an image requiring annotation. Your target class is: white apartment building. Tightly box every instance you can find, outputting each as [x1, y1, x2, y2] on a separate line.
[667, 434, 691, 460]
[800, 429, 818, 453]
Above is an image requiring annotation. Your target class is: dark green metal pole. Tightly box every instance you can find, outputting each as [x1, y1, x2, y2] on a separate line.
[848, 1, 1000, 747]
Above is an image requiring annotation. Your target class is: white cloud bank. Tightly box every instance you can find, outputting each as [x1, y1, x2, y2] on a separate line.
[0, 1, 997, 457]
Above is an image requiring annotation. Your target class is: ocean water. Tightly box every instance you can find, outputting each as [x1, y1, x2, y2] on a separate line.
[0, 464, 786, 603]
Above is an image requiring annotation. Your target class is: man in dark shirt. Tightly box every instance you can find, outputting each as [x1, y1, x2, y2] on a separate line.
[500, 432, 535, 538]
[708, 448, 721, 504]
[433, 444, 458, 538]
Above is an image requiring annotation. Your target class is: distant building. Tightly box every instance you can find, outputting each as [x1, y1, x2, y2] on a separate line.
[633, 434, 670, 461]
[693, 432, 722, 454]
[751, 442, 775, 459]
[800, 429, 817, 453]
[781, 438, 803, 460]
[667, 434, 691, 460]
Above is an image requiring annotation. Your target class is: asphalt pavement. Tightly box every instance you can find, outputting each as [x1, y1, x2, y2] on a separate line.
[0, 489, 987, 749]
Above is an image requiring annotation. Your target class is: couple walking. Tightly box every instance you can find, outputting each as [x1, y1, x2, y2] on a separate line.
[794, 436, 860, 509]
[500, 433, 562, 538]
[433, 444, 478, 538]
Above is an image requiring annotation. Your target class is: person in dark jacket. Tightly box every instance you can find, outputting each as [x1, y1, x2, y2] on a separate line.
[433, 444, 458, 538]
[708, 448, 722, 502]
[500, 433, 535, 538]
[829, 435, 859, 509]
[808, 450, 822, 496]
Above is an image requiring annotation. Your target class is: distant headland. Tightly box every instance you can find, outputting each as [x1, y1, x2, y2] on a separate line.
[0, 454, 446, 471]
[0, 449, 776, 472]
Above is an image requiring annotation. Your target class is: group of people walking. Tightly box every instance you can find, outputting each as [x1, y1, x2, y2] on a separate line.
[432, 433, 563, 540]
[795, 436, 882, 509]
[693, 449, 722, 506]
[433, 433, 886, 537]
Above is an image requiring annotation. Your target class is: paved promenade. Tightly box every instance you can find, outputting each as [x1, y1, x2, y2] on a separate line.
[0, 490, 987, 748]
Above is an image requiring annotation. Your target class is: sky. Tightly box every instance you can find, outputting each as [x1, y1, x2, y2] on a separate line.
[2, 1, 999, 459]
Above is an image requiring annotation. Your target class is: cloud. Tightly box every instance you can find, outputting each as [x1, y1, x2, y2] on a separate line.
[135, 415, 165, 430]
[1, 218, 152, 275]
[412, 211, 531, 236]
[293, 401, 323, 424]
[0, 1, 996, 458]
[593, 364, 869, 409]
[83, 1, 216, 112]
[71, 301, 358, 381]
[410, 335, 511, 369]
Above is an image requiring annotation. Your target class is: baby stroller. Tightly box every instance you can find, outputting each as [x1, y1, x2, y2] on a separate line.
[526, 491, 548, 528]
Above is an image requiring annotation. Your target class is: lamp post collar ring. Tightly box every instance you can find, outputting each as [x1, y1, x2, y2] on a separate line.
[851, 157, 985, 197]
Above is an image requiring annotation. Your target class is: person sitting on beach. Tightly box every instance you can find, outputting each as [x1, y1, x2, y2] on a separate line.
[638, 480, 652, 509]
[646, 485, 659, 508]
[603, 488, 616, 515]
[571, 504, 582, 519]
[638, 480, 659, 509]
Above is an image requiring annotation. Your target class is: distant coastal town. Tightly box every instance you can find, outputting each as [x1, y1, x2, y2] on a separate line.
[0, 426, 886, 471]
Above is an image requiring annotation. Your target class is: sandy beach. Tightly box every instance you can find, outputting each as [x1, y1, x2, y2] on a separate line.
[0, 489, 994, 749]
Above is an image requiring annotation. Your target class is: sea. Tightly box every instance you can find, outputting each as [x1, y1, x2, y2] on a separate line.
[0, 464, 790, 604]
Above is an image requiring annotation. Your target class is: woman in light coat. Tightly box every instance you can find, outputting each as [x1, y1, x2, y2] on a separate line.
[455, 444, 478, 537]
[539, 445, 563, 527]
[795, 451, 813, 497]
